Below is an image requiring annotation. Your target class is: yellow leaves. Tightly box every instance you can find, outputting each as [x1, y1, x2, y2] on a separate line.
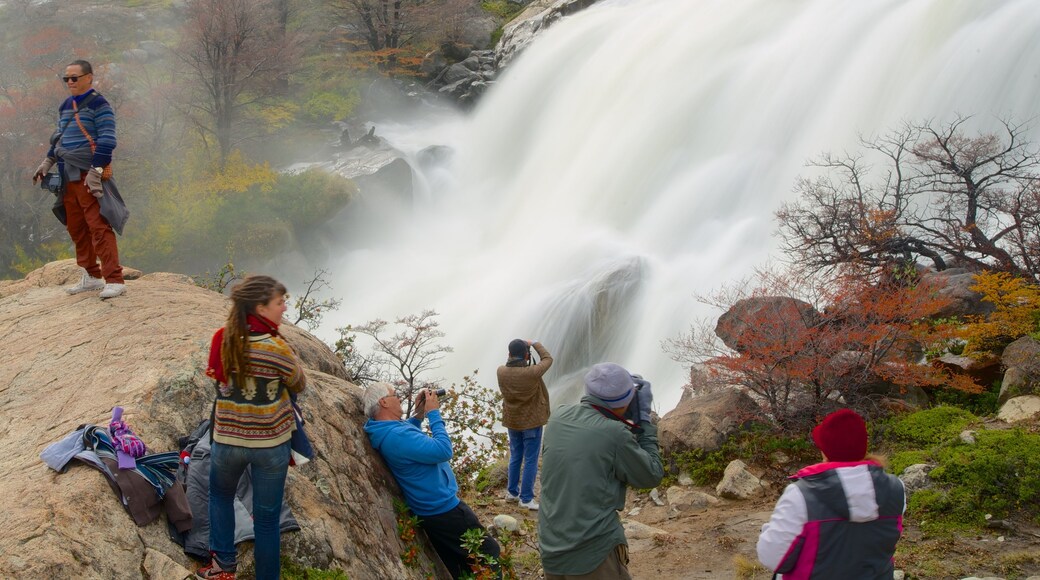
[207, 150, 277, 193]
[963, 271, 1040, 354]
[250, 101, 299, 131]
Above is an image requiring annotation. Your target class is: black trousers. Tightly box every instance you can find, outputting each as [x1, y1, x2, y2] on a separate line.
[417, 501, 501, 579]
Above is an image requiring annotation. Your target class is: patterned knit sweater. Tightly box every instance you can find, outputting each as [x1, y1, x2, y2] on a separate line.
[46, 88, 117, 168]
[206, 318, 306, 448]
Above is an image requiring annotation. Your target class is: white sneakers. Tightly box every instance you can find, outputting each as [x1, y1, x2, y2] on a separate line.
[66, 274, 104, 294]
[66, 274, 126, 298]
[505, 491, 539, 509]
[99, 283, 126, 299]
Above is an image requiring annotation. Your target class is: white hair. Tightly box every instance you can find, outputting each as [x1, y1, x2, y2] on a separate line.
[363, 382, 396, 418]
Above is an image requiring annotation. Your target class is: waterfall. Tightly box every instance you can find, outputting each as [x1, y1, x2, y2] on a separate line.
[322, 0, 1040, 413]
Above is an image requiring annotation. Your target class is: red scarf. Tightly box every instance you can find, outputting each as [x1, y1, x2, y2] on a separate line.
[206, 314, 280, 384]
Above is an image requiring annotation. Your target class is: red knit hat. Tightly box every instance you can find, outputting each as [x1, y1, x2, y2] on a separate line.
[811, 409, 868, 461]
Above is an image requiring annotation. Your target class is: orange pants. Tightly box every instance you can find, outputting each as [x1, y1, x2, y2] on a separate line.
[64, 176, 123, 283]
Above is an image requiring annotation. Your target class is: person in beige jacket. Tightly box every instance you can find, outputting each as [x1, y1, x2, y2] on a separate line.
[496, 339, 553, 510]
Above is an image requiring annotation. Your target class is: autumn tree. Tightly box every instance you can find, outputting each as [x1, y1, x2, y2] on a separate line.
[961, 271, 1040, 355]
[776, 118, 1040, 284]
[176, 0, 296, 166]
[665, 268, 979, 430]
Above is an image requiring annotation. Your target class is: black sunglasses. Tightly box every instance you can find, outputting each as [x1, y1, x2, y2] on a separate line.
[61, 74, 90, 83]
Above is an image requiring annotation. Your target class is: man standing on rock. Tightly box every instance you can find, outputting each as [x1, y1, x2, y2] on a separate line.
[32, 59, 125, 299]
[496, 338, 553, 510]
[539, 362, 663, 579]
[363, 382, 500, 579]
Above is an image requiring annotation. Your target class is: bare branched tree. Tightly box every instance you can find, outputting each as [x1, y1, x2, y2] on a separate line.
[290, 268, 342, 330]
[341, 309, 453, 415]
[776, 117, 1040, 283]
[176, 0, 297, 166]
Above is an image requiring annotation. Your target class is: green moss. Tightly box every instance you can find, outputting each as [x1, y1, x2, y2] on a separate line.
[888, 450, 930, 476]
[481, 0, 524, 19]
[884, 405, 976, 448]
[931, 380, 1002, 416]
[280, 557, 350, 579]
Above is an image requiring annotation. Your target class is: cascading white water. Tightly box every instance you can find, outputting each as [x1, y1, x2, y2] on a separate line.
[322, 0, 1040, 413]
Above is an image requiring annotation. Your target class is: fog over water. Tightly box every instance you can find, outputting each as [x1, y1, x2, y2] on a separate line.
[318, 0, 1040, 413]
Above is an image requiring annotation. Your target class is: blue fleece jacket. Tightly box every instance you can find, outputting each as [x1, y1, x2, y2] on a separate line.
[364, 410, 460, 517]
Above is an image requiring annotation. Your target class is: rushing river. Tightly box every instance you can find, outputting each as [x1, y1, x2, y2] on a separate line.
[317, 0, 1040, 413]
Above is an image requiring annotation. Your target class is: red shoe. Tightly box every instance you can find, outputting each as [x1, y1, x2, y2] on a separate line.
[196, 557, 236, 580]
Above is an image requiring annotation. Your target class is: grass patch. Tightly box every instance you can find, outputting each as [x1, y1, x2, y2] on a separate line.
[281, 558, 349, 579]
[881, 405, 976, 449]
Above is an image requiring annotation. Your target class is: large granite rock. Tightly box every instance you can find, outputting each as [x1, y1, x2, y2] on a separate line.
[0, 264, 442, 578]
[658, 389, 763, 454]
[997, 395, 1040, 423]
[919, 268, 995, 319]
[999, 336, 1040, 403]
[714, 296, 819, 354]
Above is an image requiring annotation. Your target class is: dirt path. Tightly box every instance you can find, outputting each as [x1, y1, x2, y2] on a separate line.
[474, 485, 1040, 579]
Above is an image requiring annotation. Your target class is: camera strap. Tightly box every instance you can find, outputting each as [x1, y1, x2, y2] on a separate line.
[589, 404, 644, 435]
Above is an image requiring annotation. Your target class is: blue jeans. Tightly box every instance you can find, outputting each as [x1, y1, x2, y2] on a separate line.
[507, 427, 543, 503]
[209, 441, 290, 580]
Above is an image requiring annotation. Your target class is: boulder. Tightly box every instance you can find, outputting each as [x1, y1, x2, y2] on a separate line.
[658, 389, 763, 454]
[715, 296, 819, 353]
[715, 460, 766, 500]
[0, 263, 441, 578]
[664, 487, 720, 512]
[933, 353, 1002, 389]
[622, 520, 669, 540]
[998, 336, 1040, 403]
[919, 269, 994, 319]
[997, 396, 1040, 423]
[899, 464, 933, 494]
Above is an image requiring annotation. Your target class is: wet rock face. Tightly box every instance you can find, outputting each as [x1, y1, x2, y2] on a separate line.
[0, 263, 439, 579]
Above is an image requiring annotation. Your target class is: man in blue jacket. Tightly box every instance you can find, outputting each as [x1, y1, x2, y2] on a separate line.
[363, 382, 500, 578]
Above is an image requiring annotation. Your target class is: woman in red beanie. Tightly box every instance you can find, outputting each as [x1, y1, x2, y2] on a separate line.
[756, 409, 906, 579]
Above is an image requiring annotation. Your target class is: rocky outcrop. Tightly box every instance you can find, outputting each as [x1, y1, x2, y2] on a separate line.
[496, 0, 603, 69]
[0, 264, 442, 578]
[428, 50, 497, 107]
[715, 296, 819, 353]
[658, 389, 763, 454]
[998, 336, 1040, 403]
[919, 268, 995, 319]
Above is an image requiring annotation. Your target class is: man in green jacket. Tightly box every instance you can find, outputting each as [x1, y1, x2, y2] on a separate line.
[538, 362, 663, 579]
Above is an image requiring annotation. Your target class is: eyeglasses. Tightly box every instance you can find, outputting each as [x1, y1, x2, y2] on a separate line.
[61, 74, 91, 83]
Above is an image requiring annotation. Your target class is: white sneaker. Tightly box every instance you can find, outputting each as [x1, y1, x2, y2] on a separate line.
[66, 273, 105, 295]
[519, 499, 539, 511]
[504, 491, 519, 502]
[99, 283, 126, 299]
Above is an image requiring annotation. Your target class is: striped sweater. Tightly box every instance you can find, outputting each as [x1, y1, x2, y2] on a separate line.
[206, 326, 307, 448]
[46, 88, 117, 168]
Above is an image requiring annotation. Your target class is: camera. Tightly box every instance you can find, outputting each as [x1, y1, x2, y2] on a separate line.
[622, 375, 649, 423]
[39, 172, 63, 194]
[431, 388, 447, 396]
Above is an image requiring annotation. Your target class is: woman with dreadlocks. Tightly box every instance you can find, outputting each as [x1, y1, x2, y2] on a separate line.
[198, 275, 307, 580]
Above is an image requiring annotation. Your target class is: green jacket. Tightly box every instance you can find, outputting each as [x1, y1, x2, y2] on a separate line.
[538, 395, 664, 575]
